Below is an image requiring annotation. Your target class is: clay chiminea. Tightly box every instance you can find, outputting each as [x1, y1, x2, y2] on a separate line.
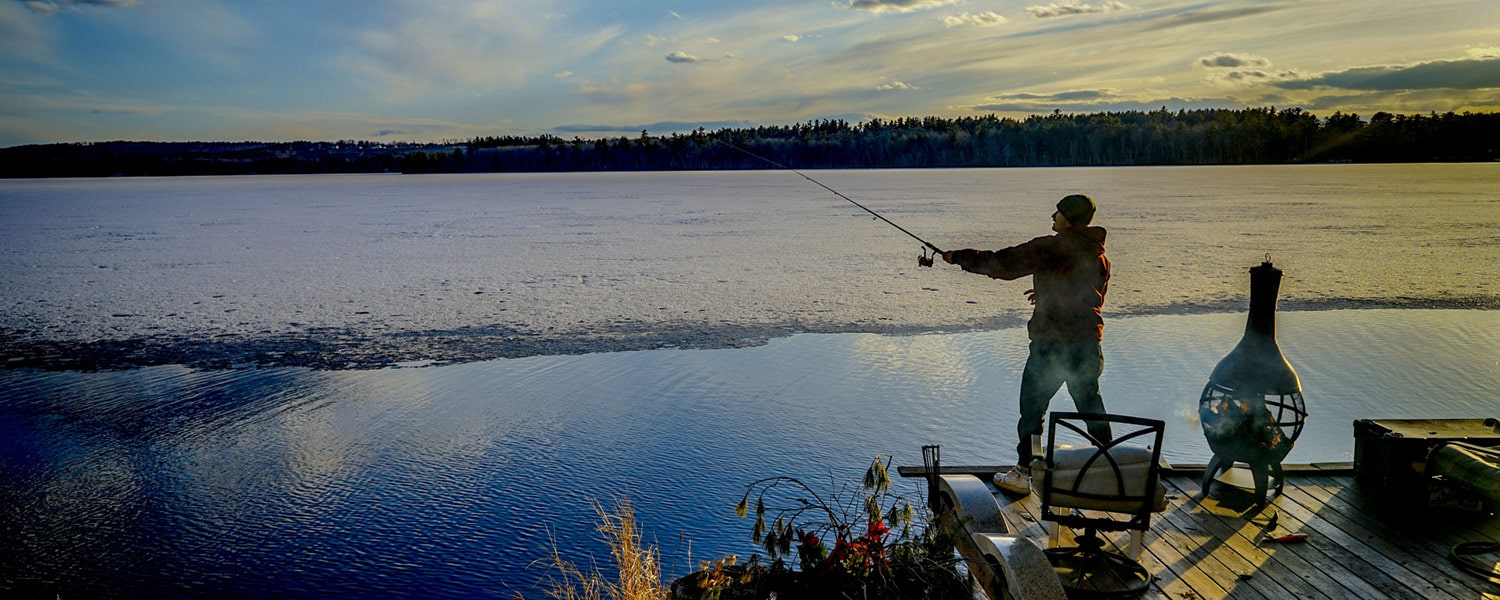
[1198, 259, 1307, 504]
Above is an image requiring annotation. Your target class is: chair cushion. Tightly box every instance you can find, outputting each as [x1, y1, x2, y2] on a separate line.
[1045, 445, 1167, 513]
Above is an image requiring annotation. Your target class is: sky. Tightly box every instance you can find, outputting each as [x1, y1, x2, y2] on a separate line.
[1, 0, 1497, 147]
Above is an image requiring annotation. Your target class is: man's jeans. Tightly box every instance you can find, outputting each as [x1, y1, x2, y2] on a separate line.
[1015, 339, 1112, 467]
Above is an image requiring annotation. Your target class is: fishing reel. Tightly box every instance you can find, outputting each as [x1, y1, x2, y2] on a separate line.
[918, 247, 936, 268]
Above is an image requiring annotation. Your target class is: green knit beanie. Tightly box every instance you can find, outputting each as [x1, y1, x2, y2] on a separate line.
[1057, 194, 1096, 226]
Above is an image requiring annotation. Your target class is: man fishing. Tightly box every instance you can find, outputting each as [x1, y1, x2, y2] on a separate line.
[941, 193, 1113, 496]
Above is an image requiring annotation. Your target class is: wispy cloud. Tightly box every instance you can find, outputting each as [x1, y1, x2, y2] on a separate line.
[943, 11, 1008, 28]
[553, 119, 756, 135]
[1196, 52, 1300, 85]
[8, 90, 170, 118]
[1, 1, 58, 65]
[971, 88, 1239, 114]
[1276, 57, 1500, 91]
[0, 0, 1491, 146]
[846, 0, 962, 15]
[876, 80, 919, 91]
[1197, 52, 1270, 69]
[22, 0, 143, 15]
[1027, 1, 1129, 19]
[339, 4, 625, 102]
[985, 89, 1122, 104]
[1468, 46, 1500, 59]
[1143, 5, 1285, 31]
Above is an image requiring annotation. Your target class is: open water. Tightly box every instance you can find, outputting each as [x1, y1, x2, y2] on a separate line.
[1, 165, 1496, 598]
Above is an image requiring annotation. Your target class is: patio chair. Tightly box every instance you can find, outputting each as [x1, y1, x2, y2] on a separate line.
[1034, 412, 1167, 599]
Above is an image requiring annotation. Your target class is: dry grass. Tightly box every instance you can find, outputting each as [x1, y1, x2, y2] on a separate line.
[531, 499, 670, 600]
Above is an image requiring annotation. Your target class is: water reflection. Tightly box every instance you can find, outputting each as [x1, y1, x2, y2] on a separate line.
[1, 309, 1495, 598]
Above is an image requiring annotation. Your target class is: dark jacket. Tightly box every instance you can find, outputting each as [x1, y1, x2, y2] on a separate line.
[949, 226, 1110, 341]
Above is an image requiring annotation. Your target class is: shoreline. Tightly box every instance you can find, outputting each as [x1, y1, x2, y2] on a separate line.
[3, 296, 1492, 372]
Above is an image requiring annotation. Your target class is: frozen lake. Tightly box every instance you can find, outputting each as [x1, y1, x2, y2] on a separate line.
[1, 164, 1494, 368]
[1, 164, 1497, 598]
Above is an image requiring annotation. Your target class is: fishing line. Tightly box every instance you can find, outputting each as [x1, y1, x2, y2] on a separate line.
[709, 137, 944, 266]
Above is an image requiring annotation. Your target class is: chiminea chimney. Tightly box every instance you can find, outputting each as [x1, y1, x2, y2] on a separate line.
[1198, 259, 1308, 504]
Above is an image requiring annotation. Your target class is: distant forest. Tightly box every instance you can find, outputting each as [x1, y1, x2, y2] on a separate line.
[3, 107, 1497, 178]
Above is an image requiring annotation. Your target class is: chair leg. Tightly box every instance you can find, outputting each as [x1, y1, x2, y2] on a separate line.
[1048, 508, 1070, 548]
[1124, 530, 1145, 560]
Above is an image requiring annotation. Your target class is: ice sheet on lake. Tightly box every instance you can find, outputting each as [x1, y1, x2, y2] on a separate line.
[1, 165, 1495, 369]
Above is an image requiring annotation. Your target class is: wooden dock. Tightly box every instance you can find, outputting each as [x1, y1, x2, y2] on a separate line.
[898, 464, 1500, 599]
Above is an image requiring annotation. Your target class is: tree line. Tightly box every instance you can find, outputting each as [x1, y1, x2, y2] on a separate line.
[3, 107, 1496, 178]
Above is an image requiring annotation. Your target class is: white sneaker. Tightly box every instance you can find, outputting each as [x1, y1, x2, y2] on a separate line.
[993, 468, 1032, 496]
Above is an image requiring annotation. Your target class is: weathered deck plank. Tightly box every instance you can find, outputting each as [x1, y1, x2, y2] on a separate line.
[1139, 499, 1266, 599]
[1150, 480, 1295, 599]
[1290, 475, 1499, 599]
[1167, 476, 1390, 600]
[1267, 479, 1473, 599]
[898, 466, 1500, 600]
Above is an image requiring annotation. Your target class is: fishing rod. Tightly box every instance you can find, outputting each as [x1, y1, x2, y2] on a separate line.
[710, 137, 944, 267]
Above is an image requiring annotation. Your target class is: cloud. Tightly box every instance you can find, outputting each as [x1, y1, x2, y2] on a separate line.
[574, 80, 652, 106]
[783, 34, 800, 42]
[1143, 5, 1284, 31]
[876, 80, 918, 91]
[1, 2, 57, 64]
[650, 35, 717, 48]
[1027, 1, 1129, 19]
[23, 0, 142, 14]
[990, 89, 1122, 103]
[1276, 57, 1500, 91]
[552, 119, 757, 135]
[1197, 52, 1271, 69]
[19, 93, 170, 118]
[1220, 70, 1277, 82]
[665, 51, 702, 63]
[1466, 46, 1500, 59]
[554, 71, 573, 78]
[20, 1, 60, 14]
[341, 5, 626, 102]
[1195, 53, 1304, 86]
[943, 11, 1008, 28]
[846, 0, 962, 15]
[970, 89, 1242, 114]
